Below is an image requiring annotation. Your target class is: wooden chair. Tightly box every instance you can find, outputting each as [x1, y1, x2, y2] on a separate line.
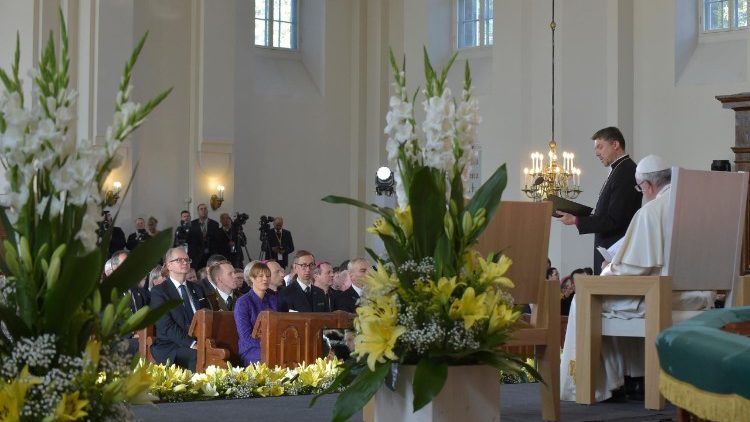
[188, 309, 241, 373]
[136, 325, 156, 363]
[476, 200, 559, 421]
[575, 168, 749, 410]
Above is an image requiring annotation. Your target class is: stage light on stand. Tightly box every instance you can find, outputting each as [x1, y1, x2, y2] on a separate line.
[375, 167, 395, 196]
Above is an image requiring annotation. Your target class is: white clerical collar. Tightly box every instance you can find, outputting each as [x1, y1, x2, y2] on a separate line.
[352, 283, 363, 297]
[609, 154, 629, 172]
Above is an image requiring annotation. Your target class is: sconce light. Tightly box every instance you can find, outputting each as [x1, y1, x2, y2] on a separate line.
[375, 167, 395, 196]
[104, 181, 122, 207]
[210, 185, 225, 210]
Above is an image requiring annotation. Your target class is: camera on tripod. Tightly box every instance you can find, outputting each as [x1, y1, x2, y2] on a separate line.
[174, 221, 190, 246]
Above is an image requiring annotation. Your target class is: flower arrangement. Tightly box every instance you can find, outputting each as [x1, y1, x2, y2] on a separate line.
[0, 11, 176, 420]
[318, 49, 537, 421]
[145, 358, 342, 403]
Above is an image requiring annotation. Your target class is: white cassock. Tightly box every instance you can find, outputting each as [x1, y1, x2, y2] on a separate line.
[560, 184, 714, 402]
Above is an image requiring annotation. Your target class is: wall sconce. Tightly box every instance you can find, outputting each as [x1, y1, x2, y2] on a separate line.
[104, 181, 122, 207]
[375, 167, 395, 196]
[210, 185, 225, 210]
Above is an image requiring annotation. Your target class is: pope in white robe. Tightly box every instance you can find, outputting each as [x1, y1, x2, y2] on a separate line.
[560, 155, 714, 402]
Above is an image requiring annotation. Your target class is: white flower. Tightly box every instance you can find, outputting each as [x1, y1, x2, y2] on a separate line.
[421, 89, 456, 173]
[76, 201, 101, 251]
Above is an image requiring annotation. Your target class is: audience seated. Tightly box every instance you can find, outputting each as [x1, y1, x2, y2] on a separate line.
[150, 247, 210, 371]
[205, 260, 239, 311]
[333, 258, 369, 313]
[234, 262, 279, 366]
[266, 260, 285, 295]
[313, 261, 336, 312]
[278, 250, 329, 312]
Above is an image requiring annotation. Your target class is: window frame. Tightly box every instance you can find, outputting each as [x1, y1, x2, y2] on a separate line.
[254, 0, 300, 51]
[453, 0, 494, 52]
[700, 0, 748, 34]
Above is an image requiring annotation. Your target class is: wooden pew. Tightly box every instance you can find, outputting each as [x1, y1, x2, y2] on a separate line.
[253, 310, 355, 368]
[188, 309, 241, 373]
[136, 325, 156, 363]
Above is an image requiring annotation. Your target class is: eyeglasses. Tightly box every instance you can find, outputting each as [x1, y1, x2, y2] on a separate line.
[169, 257, 192, 264]
[295, 263, 316, 269]
[634, 181, 648, 193]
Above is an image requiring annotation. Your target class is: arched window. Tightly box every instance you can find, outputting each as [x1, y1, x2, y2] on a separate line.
[255, 0, 298, 49]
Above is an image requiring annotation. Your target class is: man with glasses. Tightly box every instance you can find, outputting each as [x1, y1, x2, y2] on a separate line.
[278, 250, 328, 312]
[149, 247, 210, 371]
[556, 127, 642, 274]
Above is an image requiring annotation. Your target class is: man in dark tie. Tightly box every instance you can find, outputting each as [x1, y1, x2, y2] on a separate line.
[556, 126, 642, 274]
[313, 261, 336, 312]
[205, 260, 237, 311]
[278, 250, 327, 312]
[334, 258, 369, 313]
[266, 217, 295, 269]
[187, 203, 220, 270]
[149, 247, 210, 371]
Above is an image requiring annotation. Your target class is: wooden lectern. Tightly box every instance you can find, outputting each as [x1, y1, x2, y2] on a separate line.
[252, 311, 355, 368]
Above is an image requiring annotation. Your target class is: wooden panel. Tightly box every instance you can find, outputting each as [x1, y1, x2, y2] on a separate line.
[476, 201, 552, 306]
[667, 168, 748, 292]
[188, 310, 241, 373]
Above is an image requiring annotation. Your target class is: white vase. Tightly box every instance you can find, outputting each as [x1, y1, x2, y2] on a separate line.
[373, 365, 501, 422]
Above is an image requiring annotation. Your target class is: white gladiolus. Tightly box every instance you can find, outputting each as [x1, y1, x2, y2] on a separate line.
[421, 89, 456, 173]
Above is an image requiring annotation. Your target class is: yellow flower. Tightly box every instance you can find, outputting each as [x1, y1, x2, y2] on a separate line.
[462, 249, 481, 274]
[53, 391, 88, 421]
[478, 255, 514, 288]
[355, 320, 406, 371]
[449, 287, 489, 329]
[362, 262, 399, 295]
[487, 302, 520, 334]
[367, 217, 395, 237]
[433, 277, 458, 304]
[123, 364, 154, 404]
[0, 366, 40, 422]
[394, 206, 413, 237]
[85, 339, 100, 366]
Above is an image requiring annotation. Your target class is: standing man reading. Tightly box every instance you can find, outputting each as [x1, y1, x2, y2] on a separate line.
[557, 127, 641, 274]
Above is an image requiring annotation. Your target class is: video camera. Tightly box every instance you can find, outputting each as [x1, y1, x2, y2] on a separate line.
[175, 221, 190, 246]
[258, 215, 275, 242]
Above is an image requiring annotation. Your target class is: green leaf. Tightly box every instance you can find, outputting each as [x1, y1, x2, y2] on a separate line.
[100, 228, 173, 301]
[120, 299, 181, 333]
[433, 234, 454, 279]
[409, 167, 445, 259]
[331, 362, 390, 422]
[364, 247, 381, 264]
[321, 195, 383, 216]
[0, 304, 31, 338]
[413, 359, 449, 411]
[465, 164, 508, 242]
[43, 245, 102, 336]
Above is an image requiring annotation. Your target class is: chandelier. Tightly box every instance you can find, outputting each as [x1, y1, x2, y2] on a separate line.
[522, 0, 582, 201]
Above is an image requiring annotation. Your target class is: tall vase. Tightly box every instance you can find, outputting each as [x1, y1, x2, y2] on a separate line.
[373, 365, 501, 422]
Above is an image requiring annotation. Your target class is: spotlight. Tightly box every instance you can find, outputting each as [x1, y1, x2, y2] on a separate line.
[375, 167, 394, 196]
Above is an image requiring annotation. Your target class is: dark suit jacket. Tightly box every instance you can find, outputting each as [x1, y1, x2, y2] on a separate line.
[149, 279, 210, 365]
[278, 281, 328, 312]
[205, 290, 235, 311]
[126, 229, 151, 251]
[576, 155, 642, 273]
[266, 228, 294, 268]
[333, 286, 361, 313]
[109, 227, 127, 257]
[129, 286, 150, 313]
[198, 278, 216, 296]
[187, 218, 220, 269]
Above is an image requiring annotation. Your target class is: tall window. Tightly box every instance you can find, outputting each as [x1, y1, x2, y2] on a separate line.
[255, 0, 298, 49]
[456, 0, 494, 49]
[702, 0, 747, 32]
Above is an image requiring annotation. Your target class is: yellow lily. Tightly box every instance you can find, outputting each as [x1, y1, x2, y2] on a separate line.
[449, 287, 489, 329]
[367, 217, 396, 237]
[53, 391, 88, 421]
[478, 255, 514, 288]
[394, 206, 413, 237]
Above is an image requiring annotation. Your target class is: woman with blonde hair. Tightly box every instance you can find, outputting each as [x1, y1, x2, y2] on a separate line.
[234, 262, 278, 365]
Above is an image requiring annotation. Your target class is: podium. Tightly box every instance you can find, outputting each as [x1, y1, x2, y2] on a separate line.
[252, 310, 355, 367]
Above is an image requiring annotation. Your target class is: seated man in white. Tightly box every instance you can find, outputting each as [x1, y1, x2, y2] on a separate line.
[560, 155, 714, 402]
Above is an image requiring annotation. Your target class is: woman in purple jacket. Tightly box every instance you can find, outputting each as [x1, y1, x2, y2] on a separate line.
[234, 262, 278, 365]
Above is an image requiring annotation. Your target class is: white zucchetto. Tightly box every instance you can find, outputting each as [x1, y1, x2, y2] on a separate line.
[636, 154, 669, 174]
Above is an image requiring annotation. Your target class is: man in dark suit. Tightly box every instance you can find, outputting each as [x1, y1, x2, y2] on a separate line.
[187, 203, 220, 270]
[557, 126, 642, 274]
[266, 217, 294, 269]
[312, 261, 336, 312]
[196, 254, 226, 296]
[126, 217, 152, 251]
[204, 260, 238, 311]
[149, 247, 210, 371]
[98, 211, 127, 258]
[334, 258, 369, 313]
[279, 250, 328, 312]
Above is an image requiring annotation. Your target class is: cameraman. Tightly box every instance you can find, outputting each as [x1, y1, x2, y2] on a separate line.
[98, 210, 127, 259]
[217, 213, 247, 268]
[174, 210, 191, 248]
[266, 216, 294, 269]
[126, 217, 152, 251]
